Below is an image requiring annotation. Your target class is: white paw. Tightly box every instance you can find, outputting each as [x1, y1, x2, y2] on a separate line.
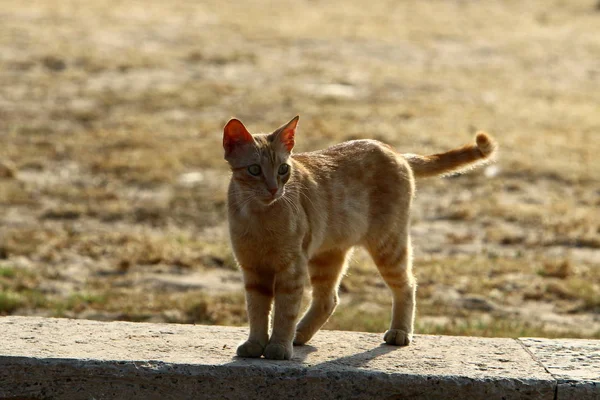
[236, 340, 264, 358]
[384, 329, 412, 346]
[293, 331, 308, 346]
[264, 342, 293, 360]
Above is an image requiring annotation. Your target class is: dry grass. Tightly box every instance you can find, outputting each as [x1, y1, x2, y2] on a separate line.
[1, 0, 599, 339]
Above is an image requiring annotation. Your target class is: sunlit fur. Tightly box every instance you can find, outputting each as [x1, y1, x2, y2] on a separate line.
[224, 116, 497, 360]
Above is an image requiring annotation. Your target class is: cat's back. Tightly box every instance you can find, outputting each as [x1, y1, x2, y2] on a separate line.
[291, 138, 413, 252]
[293, 139, 408, 176]
[308, 139, 389, 157]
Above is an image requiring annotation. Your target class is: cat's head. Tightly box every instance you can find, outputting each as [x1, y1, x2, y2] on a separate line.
[223, 116, 298, 205]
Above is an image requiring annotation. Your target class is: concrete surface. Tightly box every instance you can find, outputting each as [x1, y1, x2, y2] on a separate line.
[520, 338, 599, 400]
[0, 317, 595, 399]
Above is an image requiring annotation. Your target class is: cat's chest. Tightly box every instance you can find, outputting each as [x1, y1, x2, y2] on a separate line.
[229, 211, 305, 270]
[231, 203, 301, 235]
[231, 228, 300, 271]
[231, 216, 300, 249]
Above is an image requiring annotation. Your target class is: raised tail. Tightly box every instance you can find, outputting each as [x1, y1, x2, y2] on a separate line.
[403, 132, 497, 178]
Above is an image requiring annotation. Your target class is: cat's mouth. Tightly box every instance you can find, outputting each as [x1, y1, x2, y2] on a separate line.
[261, 191, 284, 205]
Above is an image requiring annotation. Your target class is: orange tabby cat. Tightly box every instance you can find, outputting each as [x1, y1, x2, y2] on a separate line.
[224, 116, 497, 360]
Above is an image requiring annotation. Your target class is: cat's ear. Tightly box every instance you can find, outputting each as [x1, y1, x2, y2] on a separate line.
[272, 116, 299, 153]
[223, 118, 253, 158]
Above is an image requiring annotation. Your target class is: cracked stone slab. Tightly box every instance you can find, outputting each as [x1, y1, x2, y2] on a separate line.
[0, 316, 556, 399]
[520, 338, 600, 400]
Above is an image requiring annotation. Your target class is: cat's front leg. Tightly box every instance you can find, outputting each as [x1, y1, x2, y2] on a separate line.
[237, 269, 274, 358]
[264, 266, 305, 360]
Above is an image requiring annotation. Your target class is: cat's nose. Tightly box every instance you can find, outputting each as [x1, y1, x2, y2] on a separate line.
[269, 188, 278, 196]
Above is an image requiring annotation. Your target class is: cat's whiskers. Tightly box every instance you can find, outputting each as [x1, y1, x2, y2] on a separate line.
[286, 181, 316, 212]
[229, 188, 262, 215]
[280, 190, 301, 215]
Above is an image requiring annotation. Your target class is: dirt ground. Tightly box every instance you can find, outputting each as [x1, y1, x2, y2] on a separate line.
[0, 0, 599, 339]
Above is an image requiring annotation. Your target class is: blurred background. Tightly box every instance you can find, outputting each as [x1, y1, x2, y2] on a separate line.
[0, 0, 598, 339]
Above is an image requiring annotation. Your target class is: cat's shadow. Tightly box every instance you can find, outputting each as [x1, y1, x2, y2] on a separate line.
[227, 343, 401, 368]
[292, 343, 319, 362]
[301, 343, 402, 368]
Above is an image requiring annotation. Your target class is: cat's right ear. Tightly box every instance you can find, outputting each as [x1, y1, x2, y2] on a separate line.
[223, 118, 253, 158]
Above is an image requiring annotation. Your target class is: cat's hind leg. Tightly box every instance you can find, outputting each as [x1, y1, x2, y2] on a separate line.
[367, 234, 416, 346]
[294, 249, 349, 345]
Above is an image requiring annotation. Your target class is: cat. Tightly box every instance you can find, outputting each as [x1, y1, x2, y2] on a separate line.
[223, 116, 497, 360]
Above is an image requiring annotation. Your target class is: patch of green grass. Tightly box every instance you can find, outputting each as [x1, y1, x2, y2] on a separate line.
[565, 278, 600, 312]
[417, 318, 600, 340]
[182, 292, 246, 325]
[0, 267, 45, 313]
[52, 292, 108, 315]
[0, 266, 16, 279]
[70, 292, 107, 308]
[0, 291, 24, 313]
[23, 290, 50, 309]
[324, 306, 389, 333]
[326, 303, 600, 339]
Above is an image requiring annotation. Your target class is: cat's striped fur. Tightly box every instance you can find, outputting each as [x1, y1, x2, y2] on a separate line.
[224, 116, 497, 360]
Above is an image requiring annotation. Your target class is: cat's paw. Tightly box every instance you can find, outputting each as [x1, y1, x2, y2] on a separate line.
[264, 342, 293, 360]
[383, 329, 412, 346]
[236, 340, 265, 358]
[293, 331, 307, 346]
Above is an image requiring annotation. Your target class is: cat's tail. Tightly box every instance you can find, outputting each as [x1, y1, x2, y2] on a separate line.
[403, 132, 497, 178]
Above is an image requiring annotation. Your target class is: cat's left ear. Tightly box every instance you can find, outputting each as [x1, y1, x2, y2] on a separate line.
[271, 116, 299, 153]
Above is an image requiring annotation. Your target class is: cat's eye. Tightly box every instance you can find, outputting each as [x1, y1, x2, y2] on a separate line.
[247, 164, 261, 176]
[278, 164, 290, 175]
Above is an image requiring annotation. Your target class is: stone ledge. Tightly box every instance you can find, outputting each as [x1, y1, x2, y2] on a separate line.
[520, 338, 599, 400]
[0, 317, 597, 399]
